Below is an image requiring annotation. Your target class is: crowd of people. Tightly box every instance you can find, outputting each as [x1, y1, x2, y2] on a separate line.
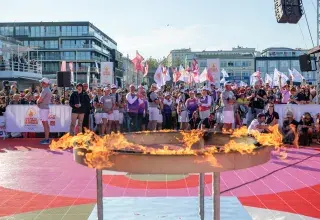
[0, 77, 320, 146]
[0, 54, 38, 71]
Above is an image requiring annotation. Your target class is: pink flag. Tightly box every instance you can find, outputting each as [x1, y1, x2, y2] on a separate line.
[172, 67, 181, 83]
[61, 61, 67, 71]
[132, 51, 144, 72]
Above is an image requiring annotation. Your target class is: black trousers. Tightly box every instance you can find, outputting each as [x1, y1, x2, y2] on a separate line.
[164, 113, 172, 129]
[82, 112, 90, 131]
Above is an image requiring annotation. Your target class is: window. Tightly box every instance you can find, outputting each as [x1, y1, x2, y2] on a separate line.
[242, 61, 251, 67]
[227, 61, 234, 67]
[43, 63, 59, 72]
[72, 26, 77, 36]
[29, 41, 44, 48]
[234, 61, 242, 67]
[23, 41, 29, 46]
[0, 27, 14, 36]
[220, 61, 227, 67]
[44, 52, 60, 60]
[280, 60, 289, 68]
[45, 26, 60, 37]
[268, 60, 277, 69]
[15, 26, 29, 36]
[61, 40, 87, 49]
[62, 52, 75, 60]
[45, 40, 58, 49]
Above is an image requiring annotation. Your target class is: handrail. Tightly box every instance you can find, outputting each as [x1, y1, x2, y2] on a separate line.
[0, 61, 42, 74]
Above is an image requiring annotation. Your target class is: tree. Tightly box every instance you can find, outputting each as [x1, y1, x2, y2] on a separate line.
[172, 57, 183, 67]
[145, 57, 159, 70]
[159, 56, 169, 67]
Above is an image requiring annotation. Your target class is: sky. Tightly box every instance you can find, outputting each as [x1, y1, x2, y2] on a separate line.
[1, 0, 318, 59]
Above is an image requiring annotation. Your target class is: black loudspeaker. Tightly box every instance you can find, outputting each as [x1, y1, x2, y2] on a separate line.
[57, 71, 71, 87]
[299, 54, 312, 72]
[274, 0, 303, 24]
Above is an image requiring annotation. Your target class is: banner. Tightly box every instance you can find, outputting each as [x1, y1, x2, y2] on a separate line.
[0, 116, 5, 137]
[100, 62, 114, 87]
[207, 59, 220, 87]
[275, 104, 320, 127]
[5, 105, 72, 132]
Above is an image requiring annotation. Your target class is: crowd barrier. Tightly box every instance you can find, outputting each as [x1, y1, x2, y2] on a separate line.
[5, 105, 72, 133]
[0, 104, 319, 134]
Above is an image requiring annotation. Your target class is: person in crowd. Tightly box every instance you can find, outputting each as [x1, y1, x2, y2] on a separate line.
[236, 91, 249, 127]
[198, 87, 212, 121]
[298, 112, 314, 146]
[156, 91, 164, 130]
[247, 80, 267, 125]
[201, 112, 216, 130]
[163, 92, 173, 129]
[0, 96, 6, 116]
[221, 81, 236, 131]
[81, 83, 91, 131]
[177, 91, 188, 130]
[100, 87, 115, 135]
[118, 92, 127, 132]
[282, 111, 299, 145]
[126, 84, 140, 132]
[22, 93, 36, 105]
[288, 87, 306, 104]
[248, 113, 269, 134]
[36, 78, 52, 144]
[186, 90, 198, 121]
[110, 84, 121, 133]
[69, 83, 86, 136]
[188, 110, 201, 130]
[9, 94, 21, 105]
[93, 87, 104, 135]
[264, 103, 279, 126]
[280, 84, 290, 104]
[137, 89, 148, 131]
[147, 84, 160, 131]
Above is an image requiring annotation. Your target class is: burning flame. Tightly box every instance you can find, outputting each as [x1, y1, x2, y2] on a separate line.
[50, 125, 285, 169]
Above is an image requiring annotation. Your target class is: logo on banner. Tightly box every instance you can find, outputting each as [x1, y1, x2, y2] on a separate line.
[103, 65, 111, 76]
[48, 112, 56, 126]
[24, 107, 38, 130]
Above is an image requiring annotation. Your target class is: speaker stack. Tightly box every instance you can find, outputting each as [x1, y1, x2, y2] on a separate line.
[274, 0, 303, 24]
[299, 54, 312, 72]
[56, 71, 71, 87]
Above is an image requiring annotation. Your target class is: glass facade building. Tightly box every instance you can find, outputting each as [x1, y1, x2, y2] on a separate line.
[0, 21, 123, 84]
[255, 48, 316, 84]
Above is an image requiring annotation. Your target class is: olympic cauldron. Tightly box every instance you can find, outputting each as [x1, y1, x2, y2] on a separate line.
[71, 129, 275, 220]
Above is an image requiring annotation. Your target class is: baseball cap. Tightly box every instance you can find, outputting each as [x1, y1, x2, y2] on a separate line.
[104, 87, 111, 91]
[129, 84, 135, 88]
[39, 78, 50, 84]
[111, 84, 117, 89]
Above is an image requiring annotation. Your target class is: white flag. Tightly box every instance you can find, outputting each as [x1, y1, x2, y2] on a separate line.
[240, 81, 247, 87]
[250, 71, 261, 86]
[220, 77, 226, 84]
[289, 68, 305, 82]
[221, 69, 229, 78]
[154, 65, 165, 87]
[265, 73, 273, 85]
[178, 65, 187, 82]
[199, 68, 208, 83]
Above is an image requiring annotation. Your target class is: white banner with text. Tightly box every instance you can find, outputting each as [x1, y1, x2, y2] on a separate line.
[100, 61, 114, 87]
[5, 105, 72, 132]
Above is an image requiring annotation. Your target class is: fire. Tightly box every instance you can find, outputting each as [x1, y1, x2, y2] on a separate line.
[50, 125, 285, 169]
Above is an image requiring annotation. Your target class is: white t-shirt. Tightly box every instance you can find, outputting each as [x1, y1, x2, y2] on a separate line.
[248, 119, 266, 133]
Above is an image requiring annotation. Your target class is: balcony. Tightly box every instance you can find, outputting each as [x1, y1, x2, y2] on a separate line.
[0, 61, 42, 81]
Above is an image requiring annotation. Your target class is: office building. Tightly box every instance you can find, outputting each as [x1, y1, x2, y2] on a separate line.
[0, 21, 124, 86]
[184, 47, 256, 85]
[167, 48, 192, 67]
[255, 47, 316, 84]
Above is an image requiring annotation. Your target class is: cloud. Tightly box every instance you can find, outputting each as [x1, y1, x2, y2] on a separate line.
[116, 24, 219, 59]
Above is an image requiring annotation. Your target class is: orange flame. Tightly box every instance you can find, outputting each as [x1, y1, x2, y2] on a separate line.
[50, 125, 285, 169]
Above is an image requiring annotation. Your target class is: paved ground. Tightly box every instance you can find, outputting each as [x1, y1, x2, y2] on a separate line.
[0, 139, 320, 219]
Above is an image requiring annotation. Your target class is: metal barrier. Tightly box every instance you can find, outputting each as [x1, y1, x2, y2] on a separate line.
[0, 61, 42, 74]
